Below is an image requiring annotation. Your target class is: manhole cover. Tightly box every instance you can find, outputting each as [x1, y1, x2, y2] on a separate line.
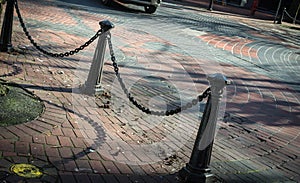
[10, 163, 43, 178]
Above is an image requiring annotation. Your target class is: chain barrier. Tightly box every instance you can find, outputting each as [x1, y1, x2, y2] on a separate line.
[13, 0, 211, 115]
[107, 33, 211, 116]
[283, 8, 300, 24]
[14, 0, 103, 57]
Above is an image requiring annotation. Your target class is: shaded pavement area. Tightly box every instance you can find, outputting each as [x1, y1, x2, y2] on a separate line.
[0, 0, 299, 182]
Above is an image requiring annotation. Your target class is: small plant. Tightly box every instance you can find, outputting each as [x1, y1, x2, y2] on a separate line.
[0, 83, 8, 96]
[0, 0, 6, 16]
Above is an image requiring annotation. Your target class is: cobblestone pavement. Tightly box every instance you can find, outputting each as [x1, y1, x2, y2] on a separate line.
[0, 0, 299, 182]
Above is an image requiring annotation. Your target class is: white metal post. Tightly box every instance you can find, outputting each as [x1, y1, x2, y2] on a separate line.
[82, 20, 114, 95]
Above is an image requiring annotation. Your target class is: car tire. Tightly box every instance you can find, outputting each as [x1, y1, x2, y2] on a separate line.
[144, 5, 157, 14]
[102, 0, 112, 6]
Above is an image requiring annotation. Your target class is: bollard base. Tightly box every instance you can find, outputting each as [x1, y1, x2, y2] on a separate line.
[80, 83, 96, 96]
[80, 84, 105, 96]
[178, 165, 215, 183]
[0, 44, 13, 52]
[95, 85, 105, 95]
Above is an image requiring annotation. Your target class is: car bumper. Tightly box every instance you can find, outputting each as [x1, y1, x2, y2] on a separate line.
[120, 0, 161, 7]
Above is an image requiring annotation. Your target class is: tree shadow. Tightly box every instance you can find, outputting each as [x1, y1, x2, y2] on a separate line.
[55, 170, 293, 183]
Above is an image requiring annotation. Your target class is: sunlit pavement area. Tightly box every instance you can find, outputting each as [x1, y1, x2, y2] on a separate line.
[0, 0, 299, 182]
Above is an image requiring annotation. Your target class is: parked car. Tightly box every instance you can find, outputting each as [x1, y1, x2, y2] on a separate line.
[101, 0, 161, 13]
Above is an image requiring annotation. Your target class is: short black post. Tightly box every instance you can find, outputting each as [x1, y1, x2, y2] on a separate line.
[179, 73, 227, 183]
[0, 0, 15, 52]
[208, 0, 214, 11]
[277, 7, 286, 24]
[274, 0, 282, 24]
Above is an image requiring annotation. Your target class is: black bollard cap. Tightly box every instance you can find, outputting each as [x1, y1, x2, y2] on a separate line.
[99, 20, 114, 32]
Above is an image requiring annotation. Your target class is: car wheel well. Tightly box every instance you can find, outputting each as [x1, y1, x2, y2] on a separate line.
[144, 5, 157, 14]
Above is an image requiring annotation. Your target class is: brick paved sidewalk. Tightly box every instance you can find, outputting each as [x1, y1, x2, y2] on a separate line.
[165, 0, 300, 42]
[0, 0, 299, 182]
[165, 0, 275, 19]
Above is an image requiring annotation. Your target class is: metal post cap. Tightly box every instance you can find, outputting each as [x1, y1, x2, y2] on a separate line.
[99, 20, 114, 32]
[207, 73, 228, 85]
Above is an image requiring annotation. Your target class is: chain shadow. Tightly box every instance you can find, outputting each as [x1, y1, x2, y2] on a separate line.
[0, 60, 23, 77]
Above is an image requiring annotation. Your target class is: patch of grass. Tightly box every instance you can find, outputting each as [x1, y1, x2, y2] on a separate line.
[0, 0, 6, 15]
[0, 84, 8, 96]
[0, 81, 44, 126]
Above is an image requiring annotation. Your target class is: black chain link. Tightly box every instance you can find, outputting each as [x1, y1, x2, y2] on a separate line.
[107, 34, 211, 116]
[283, 8, 300, 24]
[14, 0, 103, 57]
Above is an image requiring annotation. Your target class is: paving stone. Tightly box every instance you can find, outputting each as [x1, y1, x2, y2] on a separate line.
[33, 135, 46, 144]
[58, 136, 73, 147]
[114, 162, 134, 174]
[46, 135, 60, 146]
[0, 140, 14, 152]
[102, 161, 121, 174]
[102, 174, 119, 183]
[45, 146, 61, 157]
[0, 129, 18, 139]
[89, 173, 106, 183]
[89, 160, 107, 174]
[14, 141, 30, 154]
[58, 171, 77, 183]
[58, 147, 73, 159]
[115, 174, 132, 183]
